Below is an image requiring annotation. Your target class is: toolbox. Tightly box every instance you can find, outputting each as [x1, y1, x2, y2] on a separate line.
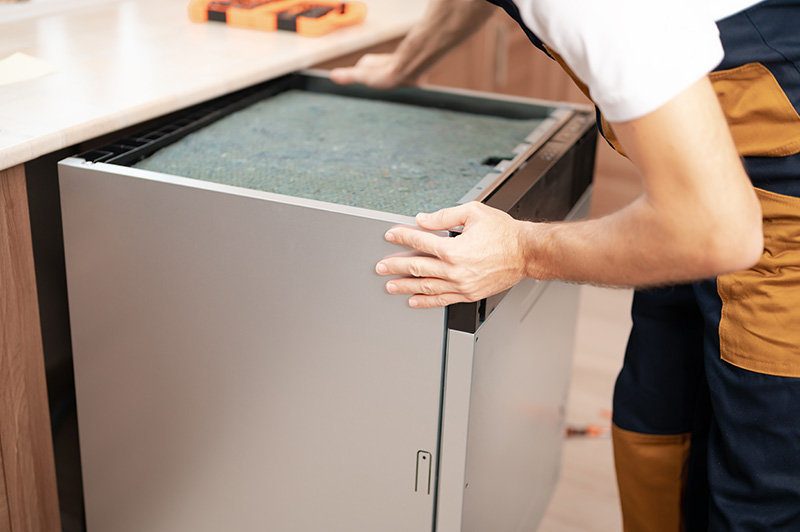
[58, 71, 596, 532]
[188, 0, 367, 36]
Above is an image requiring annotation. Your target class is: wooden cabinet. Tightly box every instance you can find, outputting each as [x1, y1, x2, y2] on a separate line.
[0, 165, 61, 532]
[421, 12, 588, 104]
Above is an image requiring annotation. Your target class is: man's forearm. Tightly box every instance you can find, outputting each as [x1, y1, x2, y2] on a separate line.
[520, 197, 748, 287]
[389, 0, 496, 80]
[523, 78, 763, 287]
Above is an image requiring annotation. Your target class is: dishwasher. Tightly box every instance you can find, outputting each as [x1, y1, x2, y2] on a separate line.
[58, 71, 597, 532]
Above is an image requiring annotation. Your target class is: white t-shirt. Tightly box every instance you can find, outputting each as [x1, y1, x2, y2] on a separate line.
[514, 0, 762, 122]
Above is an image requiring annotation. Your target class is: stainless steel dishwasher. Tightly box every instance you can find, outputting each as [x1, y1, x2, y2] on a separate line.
[58, 71, 596, 532]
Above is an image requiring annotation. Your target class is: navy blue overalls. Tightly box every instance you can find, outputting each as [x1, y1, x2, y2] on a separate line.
[485, 1, 800, 530]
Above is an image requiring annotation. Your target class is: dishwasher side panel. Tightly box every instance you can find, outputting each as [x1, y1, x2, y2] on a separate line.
[59, 162, 445, 532]
[461, 278, 581, 532]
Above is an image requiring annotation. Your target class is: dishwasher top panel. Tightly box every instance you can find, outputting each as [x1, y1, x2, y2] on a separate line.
[79, 72, 571, 218]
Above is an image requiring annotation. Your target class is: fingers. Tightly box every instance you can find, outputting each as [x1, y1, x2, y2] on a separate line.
[407, 293, 469, 309]
[414, 202, 477, 232]
[383, 226, 449, 258]
[377, 256, 479, 308]
[329, 54, 399, 90]
[376, 255, 449, 280]
[377, 254, 463, 303]
[382, 272, 477, 305]
[377, 229, 462, 309]
[329, 67, 357, 85]
[386, 276, 453, 297]
[377, 203, 503, 309]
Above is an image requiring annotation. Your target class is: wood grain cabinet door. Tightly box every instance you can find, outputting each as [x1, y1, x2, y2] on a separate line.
[0, 164, 61, 532]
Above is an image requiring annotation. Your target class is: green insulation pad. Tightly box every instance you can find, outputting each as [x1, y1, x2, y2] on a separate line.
[134, 90, 547, 216]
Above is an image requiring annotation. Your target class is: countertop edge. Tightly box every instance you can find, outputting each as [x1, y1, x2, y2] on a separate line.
[0, 0, 420, 171]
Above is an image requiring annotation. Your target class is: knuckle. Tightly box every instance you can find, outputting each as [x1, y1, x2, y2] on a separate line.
[408, 232, 424, 249]
[394, 229, 412, 247]
[419, 280, 436, 295]
[433, 295, 450, 307]
[465, 201, 481, 216]
[455, 279, 481, 302]
[438, 247, 455, 264]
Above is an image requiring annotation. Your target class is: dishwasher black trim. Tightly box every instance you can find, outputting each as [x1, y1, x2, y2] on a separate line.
[447, 113, 596, 333]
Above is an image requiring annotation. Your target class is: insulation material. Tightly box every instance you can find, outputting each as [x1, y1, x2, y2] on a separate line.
[134, 91, 544, 216]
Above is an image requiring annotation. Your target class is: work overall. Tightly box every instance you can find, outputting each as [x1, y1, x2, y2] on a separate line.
[486, 1, 800, 530]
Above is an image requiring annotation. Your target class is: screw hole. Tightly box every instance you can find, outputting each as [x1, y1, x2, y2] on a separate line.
[481, 156, 507, 166]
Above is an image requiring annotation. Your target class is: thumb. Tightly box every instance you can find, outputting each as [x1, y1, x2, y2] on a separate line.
[416, 203, 474, 232]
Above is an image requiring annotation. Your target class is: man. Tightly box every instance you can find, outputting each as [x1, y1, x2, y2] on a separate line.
[331, 0, 800, 530]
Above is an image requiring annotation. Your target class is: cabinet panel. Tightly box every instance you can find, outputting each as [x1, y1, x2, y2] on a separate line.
[0, 165, 61, 532]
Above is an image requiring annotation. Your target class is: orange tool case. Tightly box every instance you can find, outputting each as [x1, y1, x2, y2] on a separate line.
[188, 0, 367, 37]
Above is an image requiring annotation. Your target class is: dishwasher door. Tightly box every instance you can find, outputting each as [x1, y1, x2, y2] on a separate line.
[59, 161, 446, 532]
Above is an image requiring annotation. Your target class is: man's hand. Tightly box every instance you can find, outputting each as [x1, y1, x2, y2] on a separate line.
[329, 53, 412, 90]
[329, 0, 494, 90]
[376, 202, 530, 308]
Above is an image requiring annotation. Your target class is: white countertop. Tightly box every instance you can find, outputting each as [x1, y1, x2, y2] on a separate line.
[0, 0, 426, 170]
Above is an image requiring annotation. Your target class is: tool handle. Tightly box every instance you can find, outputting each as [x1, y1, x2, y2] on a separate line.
[295, 2, 367, 37]
[188, 0, 213, 22]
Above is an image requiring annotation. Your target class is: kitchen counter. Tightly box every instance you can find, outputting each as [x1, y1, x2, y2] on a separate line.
[0, 0, 427, 171]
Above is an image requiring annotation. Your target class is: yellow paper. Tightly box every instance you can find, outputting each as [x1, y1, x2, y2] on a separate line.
[0, 52, 56, 86]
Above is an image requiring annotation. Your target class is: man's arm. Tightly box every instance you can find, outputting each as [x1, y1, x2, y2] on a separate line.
[329, 0, 495, 89]
[376, 77, 764, 307]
